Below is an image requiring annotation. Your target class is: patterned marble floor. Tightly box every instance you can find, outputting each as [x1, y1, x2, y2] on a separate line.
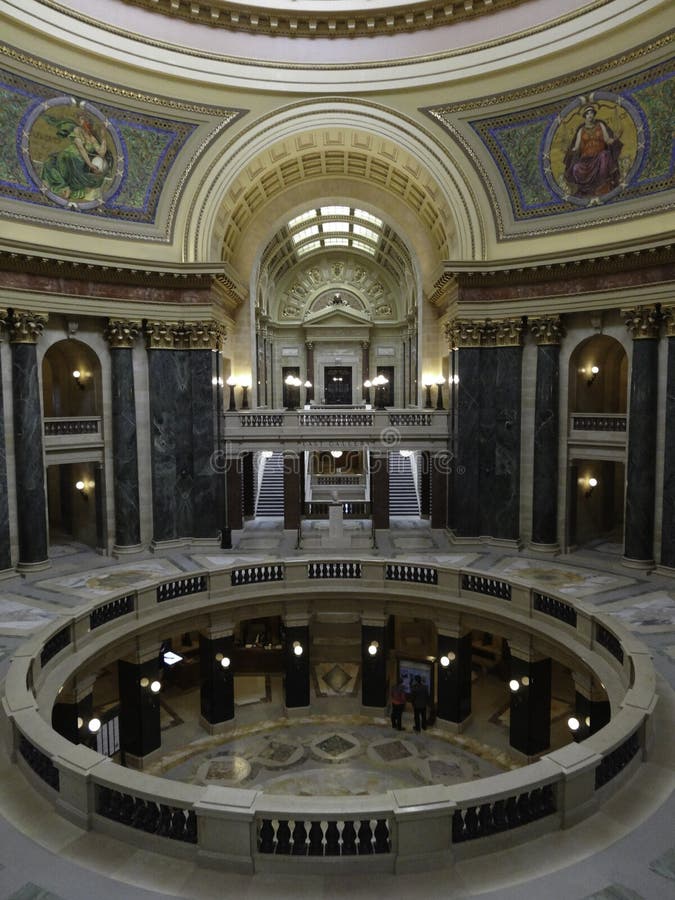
[0, 524, 674, 899]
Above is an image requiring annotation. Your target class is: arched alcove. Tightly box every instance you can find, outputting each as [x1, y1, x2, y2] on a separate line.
[42, 339, 102, 418]
[568, 334, 627, 415]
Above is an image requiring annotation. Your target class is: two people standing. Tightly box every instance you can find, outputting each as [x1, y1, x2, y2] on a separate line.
[390, 675, 430, 733]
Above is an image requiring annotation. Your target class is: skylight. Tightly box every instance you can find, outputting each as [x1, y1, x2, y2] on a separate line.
[285, 205, 384, 259]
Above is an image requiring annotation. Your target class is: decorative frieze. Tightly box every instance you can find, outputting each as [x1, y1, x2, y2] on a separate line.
[622, 306, 662, 339]
[529, 315, 564, 345]
[8, 310, 47, 344]
[144, 320, 227, 350]
[104, 319, 142, 349]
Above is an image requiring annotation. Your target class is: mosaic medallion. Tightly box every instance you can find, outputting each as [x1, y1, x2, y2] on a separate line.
[21, 96, 124, 210]
[316, 734, 356, 757]
[371, 739, 413, 762]
[543, 92, 645, 207]
[197, 754, 251, 784]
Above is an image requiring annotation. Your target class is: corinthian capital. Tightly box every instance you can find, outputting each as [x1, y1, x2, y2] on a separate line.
[662, 305, 675, 338]
[446, 319, 482, 348]
[622, 306, 661, 339]
[529, 315, 564, 345]
[187, 321, 227, 351]
[104, 319, 142, 348]
[145, 320, 179, 349]
[8, 309, 47, 344]
[493, 318, 524, 347]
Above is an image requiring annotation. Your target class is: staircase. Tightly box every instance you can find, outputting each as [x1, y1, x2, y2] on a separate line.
[255, 451, 284, 517]
[388, 452, 419, 516]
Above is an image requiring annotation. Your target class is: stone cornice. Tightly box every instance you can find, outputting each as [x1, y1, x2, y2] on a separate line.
[212, 273, 246, 314]
[145, 320, 227, 350]
[104, 320, 143, 349]
[0, 249, 221, 293]
[622, 306, 663, 340]
[440, 243, 675, 299]
[8, 309, 48, 344]
[529, 316, 564, 346]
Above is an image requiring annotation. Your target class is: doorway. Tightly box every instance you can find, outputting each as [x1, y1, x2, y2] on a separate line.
[324, 366, 352, 404]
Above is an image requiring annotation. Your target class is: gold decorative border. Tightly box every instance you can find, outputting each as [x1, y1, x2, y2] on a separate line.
[30, 0, 613, 72]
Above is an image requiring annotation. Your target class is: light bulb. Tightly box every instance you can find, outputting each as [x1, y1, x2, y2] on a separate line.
[568, 716, 580, 731]
[368, 641, 379, 656]
[150, 680, 161, 693]
[440, 655, 450, 667]
[88, 717, 101, 733]
[220, 656, 231, 668]
[509, 679, 520, 692]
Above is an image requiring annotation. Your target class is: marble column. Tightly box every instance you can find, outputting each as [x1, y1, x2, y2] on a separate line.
[200, 630, 234, 730]
[623, 307, 661, 566]
[10, 310, 48, 569]
[430, 451, 448, 528]
[492, 321, 524, 541]
[305, 342, 314, 403]
[370, 450, 389, 529]
[283, 451, 302, 530]
[242, 452, 255, 519]
[284, 622, 310, 709]
[105, 321, 142, 551]
[509, 649, 551, 757]
[529, 317, 563, 549]
[661, 307, 675, 569]
[450, 322, 481, 537]
[226, 453, 243, 531]
[361, 340, 370, 388]
[361, 621, 387, 708]
[436, 630, 472, 726]
[190, 348, 218, 540]
[420, 450, 431, 519]
[118, 653, 162, 766]
[0, 311, 11, 570]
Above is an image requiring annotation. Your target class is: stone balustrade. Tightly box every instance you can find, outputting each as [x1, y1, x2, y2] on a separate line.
[0, 558, 656, 874]
[222, 408, 449, 452]
[43, 417, 103, 451]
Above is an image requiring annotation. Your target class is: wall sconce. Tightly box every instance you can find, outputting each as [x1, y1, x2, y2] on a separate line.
[292, 640, 303, 656]
[449, 374, 459, 385]
[72, 369, 85, 390]
[509, 679, 520, 692]
[87, 717, 102, 734]
[140, 676, 161, 692]
[225, 375, 238, 411]
[75, 480, 89, 501]
[211, 376, 224, 388]
[585, 476, 598, 498]
[367, 640, 379, 656]
[567, 716, 580, 732]
[440, 651, 456, 667]
[240, 376, 251, 410]
[372, 373, 389, 409]
[215, 653, 231, 668]
[422, 376, 433, 409]
[587, 365, 600, 385]
[435, 376, 446, 410]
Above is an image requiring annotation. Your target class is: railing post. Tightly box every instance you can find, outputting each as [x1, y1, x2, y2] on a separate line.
[194, 788, 257, 873]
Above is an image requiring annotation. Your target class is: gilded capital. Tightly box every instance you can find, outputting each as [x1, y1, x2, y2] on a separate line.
[186, 321, 227, 351]
[0, 308, 7, 336]
[622, 306, 661, 339]
[8, 310, 47, 344]
[529, 315, 564, 345]
[663, 305, 675, 338]
[145, 320, 179, 349]
[446, 319, 482, 348]
[104, 319, 142, 348]
[493, 318, 525, 347]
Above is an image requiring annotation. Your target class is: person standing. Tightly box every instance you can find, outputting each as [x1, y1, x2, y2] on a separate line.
[390, 681, 407, 731]
[411, 675, 430, 732]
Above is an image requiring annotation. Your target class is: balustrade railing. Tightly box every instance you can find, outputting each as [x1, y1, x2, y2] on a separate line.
[257, 817, 390, 855]
[304, 501, 371, 519]
[96, 787, 197, 843]
[5, 555, 656, 875]
[385, 563, 438, 584]
[308, 561, 362, 578]
[44, 417, 101, 436]
[231, 564, 284, 585]
[389, 413, 433, 427]
[90, 595, 135, 630]
[533, 592, 577, 627]
[461, 574, 512, 601]
[452, 784, 556, 842]
[238, 414, 284, 427]
[40, 625, 71, 667]
[298, 412, 374, 427]
[157, 576, 207, 604]
[570, 414, 627, 432]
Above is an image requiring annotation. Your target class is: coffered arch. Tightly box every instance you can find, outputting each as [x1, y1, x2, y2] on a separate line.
[185, 101, 486, 283]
